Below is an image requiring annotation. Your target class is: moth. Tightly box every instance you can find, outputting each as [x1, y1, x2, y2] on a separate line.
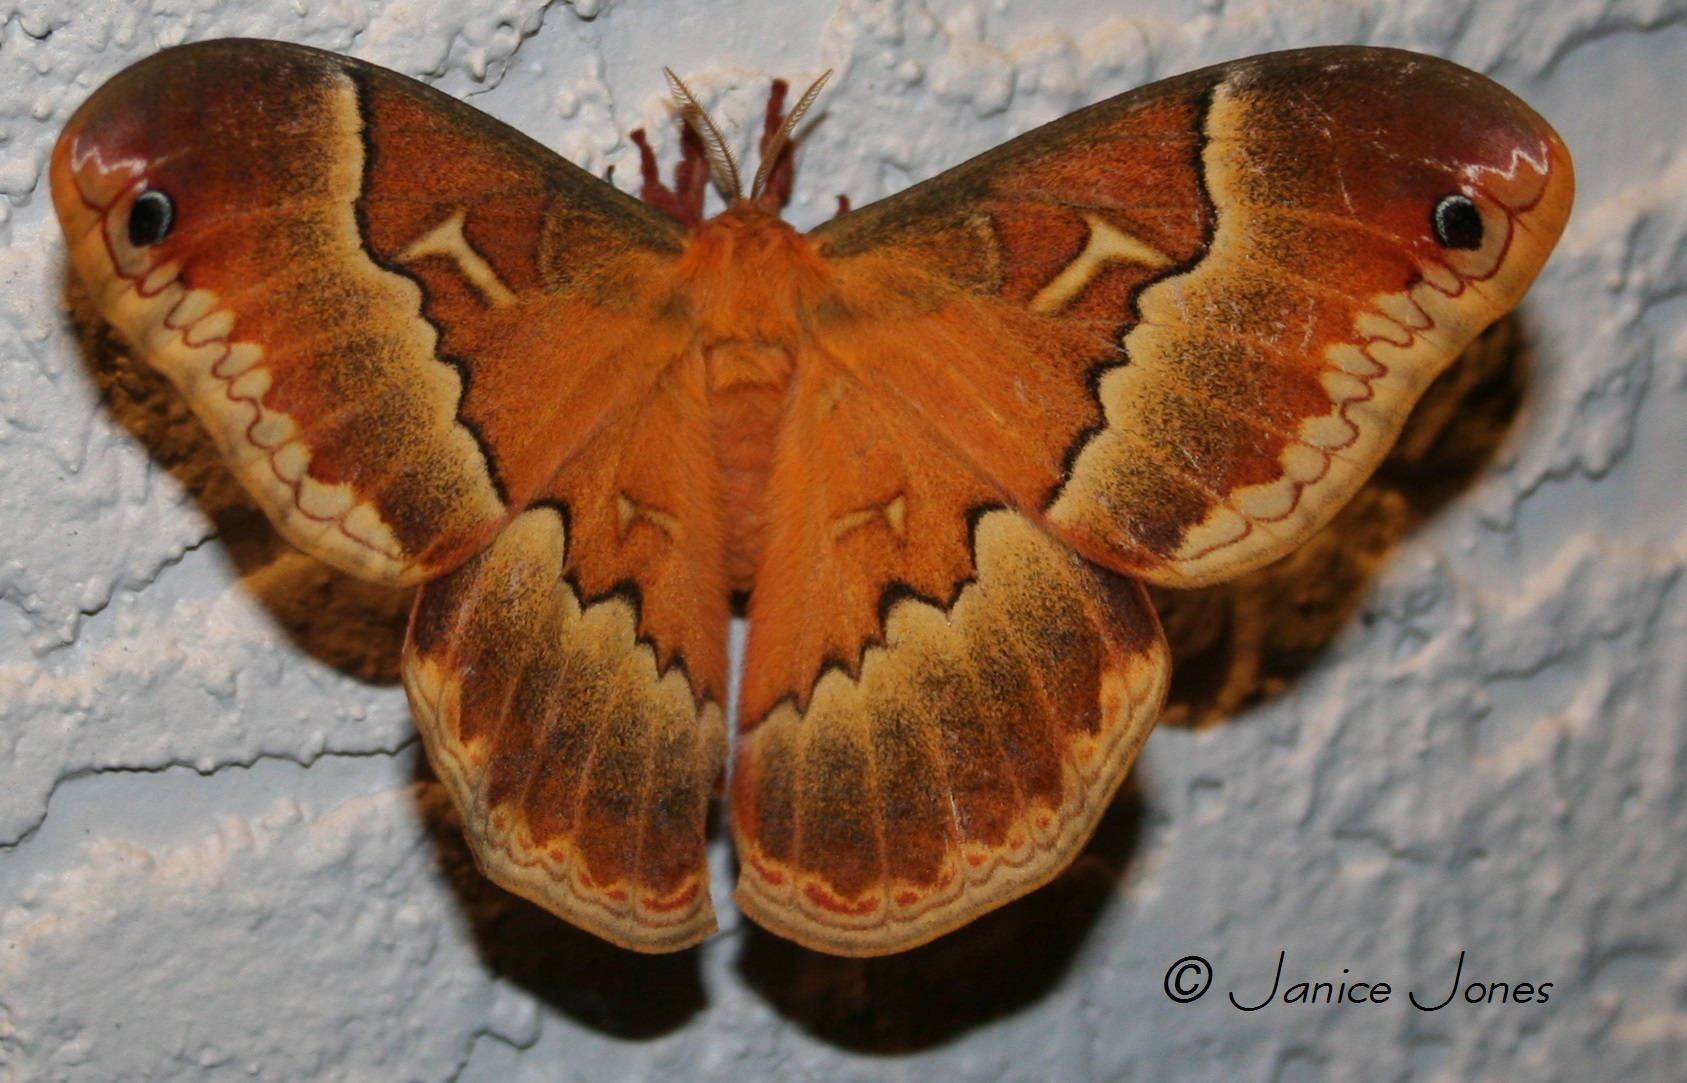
[51, 39, 1572, 955]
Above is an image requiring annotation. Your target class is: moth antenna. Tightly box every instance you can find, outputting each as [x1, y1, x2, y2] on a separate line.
[664, 67, 742, 201]
[751, 70, 832, 205]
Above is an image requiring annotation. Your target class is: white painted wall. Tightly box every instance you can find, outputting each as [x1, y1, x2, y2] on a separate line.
[3, 0, 1683, 1079]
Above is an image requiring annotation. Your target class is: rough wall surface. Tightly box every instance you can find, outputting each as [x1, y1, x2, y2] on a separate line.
[2, 0, 1683, 1079]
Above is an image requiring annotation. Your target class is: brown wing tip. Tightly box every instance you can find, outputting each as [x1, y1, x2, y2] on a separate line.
[468, 824, 719, 954]
[730, 718, 1153, 958]
[406, 653, 719, 954]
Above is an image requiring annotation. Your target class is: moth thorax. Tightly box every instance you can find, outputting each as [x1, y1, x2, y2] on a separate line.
[683, 204, 828, 336]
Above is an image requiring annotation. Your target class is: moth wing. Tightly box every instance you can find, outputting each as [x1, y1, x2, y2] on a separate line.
[405, 375, 731, 951]
[51, 38, 688, 585]
[808, 45, 1574, 588]
[53, 40, 728, 951]
[730, 365, 1169, 955]
[731, 47, 1572, 953]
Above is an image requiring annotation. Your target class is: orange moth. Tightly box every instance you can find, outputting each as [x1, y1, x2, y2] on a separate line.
[51, 40, 1572, 954]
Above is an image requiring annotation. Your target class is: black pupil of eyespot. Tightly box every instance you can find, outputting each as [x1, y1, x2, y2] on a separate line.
[127, 189, 175, 247]
[1432, 193, 1483, 250]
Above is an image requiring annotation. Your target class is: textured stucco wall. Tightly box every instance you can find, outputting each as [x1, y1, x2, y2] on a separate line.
[3, 0, 1684, 1079]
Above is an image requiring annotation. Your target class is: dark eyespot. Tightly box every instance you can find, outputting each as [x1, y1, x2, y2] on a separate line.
[127, 188, 175, 248]
[1432, 193, 1483, 250]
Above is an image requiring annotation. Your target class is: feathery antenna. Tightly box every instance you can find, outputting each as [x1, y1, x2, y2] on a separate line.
[663, 68, 742, 201]
[751, 70, 831, 204]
